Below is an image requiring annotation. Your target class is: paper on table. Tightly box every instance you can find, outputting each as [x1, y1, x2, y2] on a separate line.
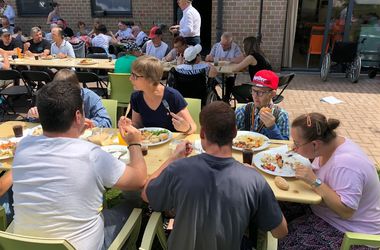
[320, 96, 344, 104]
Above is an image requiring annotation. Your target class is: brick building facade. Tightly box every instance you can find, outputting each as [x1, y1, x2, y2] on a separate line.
[8, 0, 288, 70]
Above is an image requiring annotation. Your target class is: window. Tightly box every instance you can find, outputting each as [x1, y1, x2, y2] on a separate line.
[16, 0, 51, 16]
[91, 0, 132, 17]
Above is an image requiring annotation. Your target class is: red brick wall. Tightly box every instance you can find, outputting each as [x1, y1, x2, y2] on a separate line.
[9, 0, 287, 69]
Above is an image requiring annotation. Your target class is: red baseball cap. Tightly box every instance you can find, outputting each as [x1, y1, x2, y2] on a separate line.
[251, 70, 279, 90]
[148, 26, 163, 38]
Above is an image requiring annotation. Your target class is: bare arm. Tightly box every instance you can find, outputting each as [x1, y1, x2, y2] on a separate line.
[131, 110, 144, 128]
[295, 165, 355, 219]
[141, 141, 192, 202]
[208, 63, 218, 78]
[231, 55, 257, 72]
[0, 171, 12, 196]
[113, 117, 147, 190]
[229, 53, 245, 64]
[205, 54, 214, 62]
[270, 215, 288, 238]
[0, 49, 10, 70]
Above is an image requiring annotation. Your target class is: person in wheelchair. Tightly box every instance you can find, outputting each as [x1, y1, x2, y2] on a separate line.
[129, 55, 197, 134]
[235, 70, 289, 140]
[175, 44, 217, 78]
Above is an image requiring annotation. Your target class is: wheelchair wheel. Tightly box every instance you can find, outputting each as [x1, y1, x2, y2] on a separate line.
[368, 68, 377, 79]
[320, 53, 330, 82]
[205, 90, 220, 105]
[349, 55, 361, 83]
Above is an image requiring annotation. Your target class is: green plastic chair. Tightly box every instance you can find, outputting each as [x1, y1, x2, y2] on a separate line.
[101, 99, 118, 128]
[184, 98, 201, 133]
[108, 73, 134, 109]
[139, 212, 168, 250]
[340, 232, 380, 250]
[0, 207, 143, 250]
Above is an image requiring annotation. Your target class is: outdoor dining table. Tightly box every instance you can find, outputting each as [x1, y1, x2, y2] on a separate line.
[0, 121, 322, 205]
[8, 57, 116, 70]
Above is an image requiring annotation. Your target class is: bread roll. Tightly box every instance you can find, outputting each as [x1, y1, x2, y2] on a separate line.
[274, 176, 289, 191]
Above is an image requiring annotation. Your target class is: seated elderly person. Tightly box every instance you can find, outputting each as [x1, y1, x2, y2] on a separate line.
[175, 44, 217, 78]
[50, 27, 75, 58]
[142, 27, 170, 60]
[131, 25, 148, 47]
[28, 69, 112, 128]
[23, 26, 51, 57]
[162, 36, 188, 64]
[114, 42, 142, 73]
[280, 112, 380, 249]
[127, 55, 197, 134]
[12, 79, 147, 250]
[205, 32, 244, 102]
[235, 70, 289, 140]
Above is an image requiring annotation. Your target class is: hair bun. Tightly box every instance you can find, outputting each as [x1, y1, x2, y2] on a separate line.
[327, 118, 340, 131]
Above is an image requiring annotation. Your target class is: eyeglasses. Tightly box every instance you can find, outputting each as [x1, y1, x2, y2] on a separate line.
[250, 89, 272, 97]
[292, 140, 311, 150]
[131, 72, 143, 80]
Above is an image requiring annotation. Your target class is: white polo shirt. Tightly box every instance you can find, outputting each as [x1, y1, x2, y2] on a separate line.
[51, 40, 75, 58]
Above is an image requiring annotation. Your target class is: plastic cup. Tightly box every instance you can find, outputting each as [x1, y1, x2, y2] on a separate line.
[141, 142, 148, 156]
[108, 56, 112, 62]
[242, 149, 254, 164]
[118, 132, 127, 145]
[12, 125, 23, 138]
[34, 55, 39, 60]
[214, 57, 219, 66]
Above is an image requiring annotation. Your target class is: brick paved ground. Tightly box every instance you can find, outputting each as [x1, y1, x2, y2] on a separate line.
[266, 73, 380, 167]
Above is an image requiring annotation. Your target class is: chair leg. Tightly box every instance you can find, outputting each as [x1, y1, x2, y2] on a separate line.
[306, 53, 310, 68]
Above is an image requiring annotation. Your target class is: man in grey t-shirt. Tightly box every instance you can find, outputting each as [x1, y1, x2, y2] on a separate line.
[12, 80, 147, 250]
[142, 101, 288, 250]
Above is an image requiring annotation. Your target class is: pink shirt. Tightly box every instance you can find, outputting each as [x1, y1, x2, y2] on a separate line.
[311, 138, 380, 234]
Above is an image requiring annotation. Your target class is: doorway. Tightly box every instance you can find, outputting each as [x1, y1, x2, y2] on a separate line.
[173, 0, 212, 54]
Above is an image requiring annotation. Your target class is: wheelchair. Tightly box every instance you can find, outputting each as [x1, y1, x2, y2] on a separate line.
[320, 41, 361, 83]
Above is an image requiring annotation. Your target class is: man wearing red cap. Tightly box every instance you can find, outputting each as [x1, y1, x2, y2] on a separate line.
[235, 70, 289, 140]
[142, 26, 170, 60]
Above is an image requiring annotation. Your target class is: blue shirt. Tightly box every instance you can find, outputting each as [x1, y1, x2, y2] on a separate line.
[131, 87, 187, 132]
[81, 88, 112, 128]
[28, 88, 111, 128]
[235, 103, 289, 140]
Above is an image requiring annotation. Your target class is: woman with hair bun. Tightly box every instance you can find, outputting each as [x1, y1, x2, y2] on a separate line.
[280, 112, 380, 249]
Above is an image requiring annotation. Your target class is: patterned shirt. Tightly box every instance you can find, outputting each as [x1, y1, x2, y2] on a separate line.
[235, 103, 289, 140]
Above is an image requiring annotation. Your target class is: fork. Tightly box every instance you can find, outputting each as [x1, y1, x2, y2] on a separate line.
[162, 99, 171, 116]
[118, 151, 129, 160]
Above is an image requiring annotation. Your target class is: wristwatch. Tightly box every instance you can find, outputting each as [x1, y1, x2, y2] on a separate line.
[311, 178, 322, 188]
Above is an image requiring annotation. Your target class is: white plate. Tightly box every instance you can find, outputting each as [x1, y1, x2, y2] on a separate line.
[0, 140, 16, 160]
[139, 127, 173, 146]
[252, 147, 312, 177]
[27, 125, 43, 136]
[101, 145, 130, 163]
[79, 129, 93, 140]
[232, 131, 270, 152]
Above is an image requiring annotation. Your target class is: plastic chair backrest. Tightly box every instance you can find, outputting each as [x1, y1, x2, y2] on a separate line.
[184, 98, 201, 133]
[0, 231, 75, 250]
[340, 232, 380, 250]
[0, 70, 21, 81]
[108, 73, 134, 105]
[101, 99, 118, 128]
[76, 71, 100, 84]
[139, 212, 168, 250]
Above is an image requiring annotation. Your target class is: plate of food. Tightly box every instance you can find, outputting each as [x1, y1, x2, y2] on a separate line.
[101, 145, 130, 163]
[0, 141, 17, 160]
[28, 125, 43, 136]
[232, 131, 270, 152]
[78, 59, 97, 65]
[140, 127, 172, 146]
[252, 148, 312, 177]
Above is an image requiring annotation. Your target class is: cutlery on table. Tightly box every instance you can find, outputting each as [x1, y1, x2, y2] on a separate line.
[118, 151, 129, 160]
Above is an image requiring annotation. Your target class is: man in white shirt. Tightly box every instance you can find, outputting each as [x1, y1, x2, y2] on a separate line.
[50, 27, 75, 58]
[0, 0, 15, 26]
[170, 0, 201, 45]
[12, 80, 147, 250]
[131, 25, 148, 47]
[206, 32, 245, 102]
[142, 26, 170, 60]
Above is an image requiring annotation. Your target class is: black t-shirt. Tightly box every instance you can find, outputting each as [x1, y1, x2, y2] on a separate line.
[248, 52, 272, 79]
[63, 27, 74, 37]
[27, 39, 51, 54]
[0, 38, 22, 51]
